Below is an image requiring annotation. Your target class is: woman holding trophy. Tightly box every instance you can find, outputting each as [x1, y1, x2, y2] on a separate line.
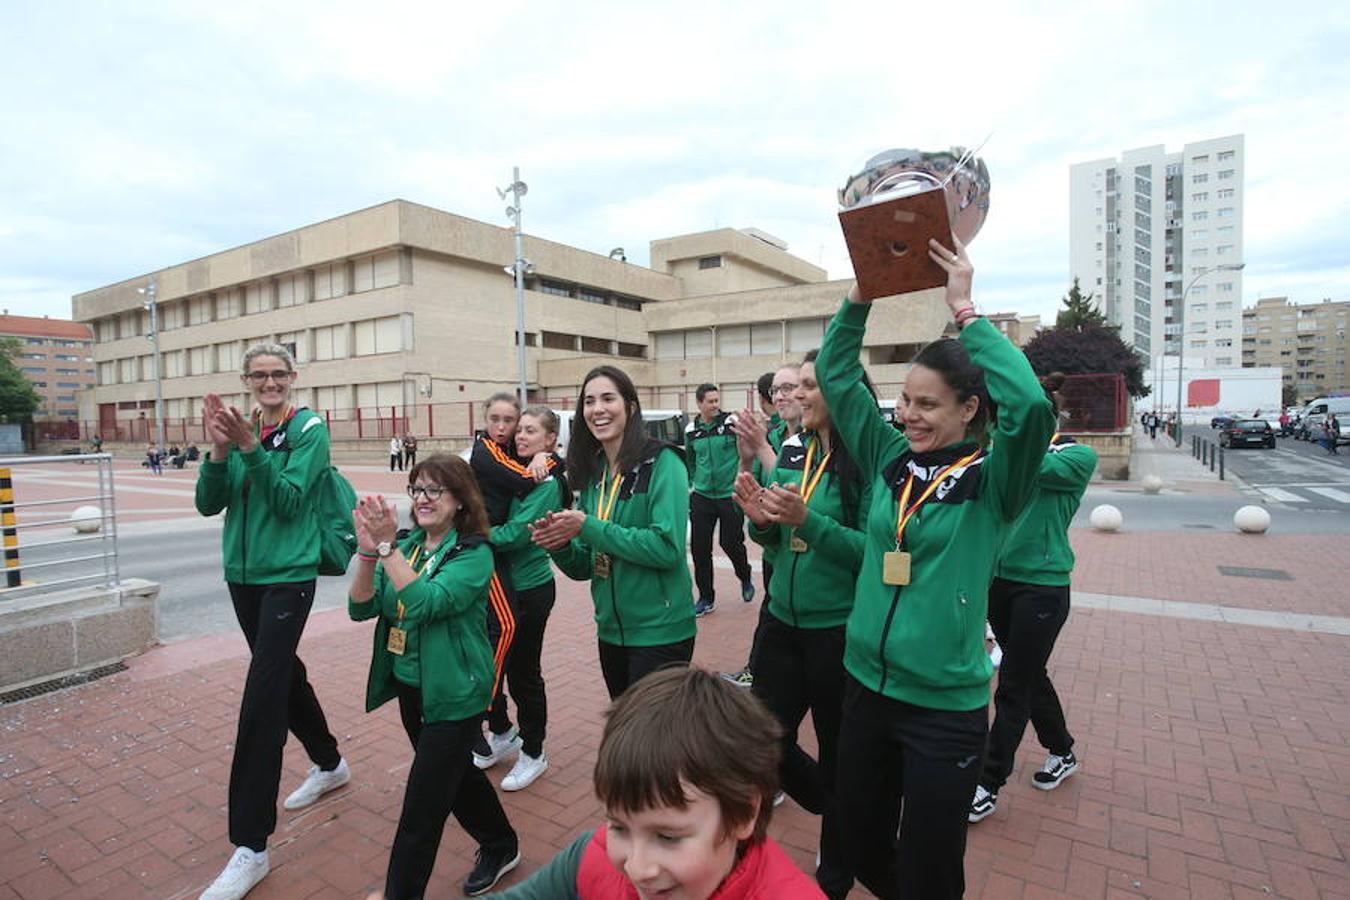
[819, 149, 1055, 898]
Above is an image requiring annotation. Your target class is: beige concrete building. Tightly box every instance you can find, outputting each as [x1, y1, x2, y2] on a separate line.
[0, 314, 95, 420]
[72, 199, 957, 443]
[1241, 296, 1350, 403]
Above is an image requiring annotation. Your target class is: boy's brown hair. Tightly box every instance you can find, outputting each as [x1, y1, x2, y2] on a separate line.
[594, 666, 783, 842]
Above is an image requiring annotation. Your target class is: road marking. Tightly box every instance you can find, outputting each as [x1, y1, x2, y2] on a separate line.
[1257, 487, 1307, 502]
[1306, 486, 1350, 504]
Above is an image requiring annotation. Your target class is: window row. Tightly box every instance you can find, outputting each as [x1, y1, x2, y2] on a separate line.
[96, 315, 406, 386]
[94, 250, 404, 343]
[653, 319, 829, 361]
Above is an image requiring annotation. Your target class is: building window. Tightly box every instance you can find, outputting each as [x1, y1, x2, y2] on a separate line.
[684, 329, 712, 358]
[580, 336, 611, 355]
[353, 316, 402, 356]
[750, 322, 782, 355]
[1192, 192, 1208, 202]
[617, 342, 645, 359]
[698, 255, 723, 269]
[1217, 207, 1234, 218]
[1191, 154, 1209, 164]
[1192, 173, 1209, 184]
[786, 318, 825, 352]
[311, 326, 349, 361]
[1217, 188, 1234, 199]
[1192, 211, 1208, 222]
[1218, 169, 1234, 180]
[654, 332, 684, 360]
[1217, 224, 1234, 234]
[538, 280, 571, 297]
[541, 331, 577, 351]
[1217, 150, 1234, 162]
[717, 325, 750, 357]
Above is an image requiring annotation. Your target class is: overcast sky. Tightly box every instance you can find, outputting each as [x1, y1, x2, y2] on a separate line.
[3, 0, 1348, 326]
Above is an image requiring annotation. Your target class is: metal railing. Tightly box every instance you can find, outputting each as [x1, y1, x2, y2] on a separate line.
[0, 454, 120, 599]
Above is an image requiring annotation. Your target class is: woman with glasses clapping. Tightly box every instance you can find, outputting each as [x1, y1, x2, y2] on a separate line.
[349, 455, 522, 898]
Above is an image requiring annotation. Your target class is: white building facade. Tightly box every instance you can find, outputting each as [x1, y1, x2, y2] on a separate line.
[1070, 135, 1245, 370]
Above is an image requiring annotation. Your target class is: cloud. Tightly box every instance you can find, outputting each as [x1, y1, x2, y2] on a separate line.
[1, 0, 1349, 336]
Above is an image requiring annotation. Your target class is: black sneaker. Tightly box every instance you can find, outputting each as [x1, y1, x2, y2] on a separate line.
[463, 844, 520, 896]
[740, 580, 755, 603]
[1032, 751, 1078, 790]
[968, 785, 997, 823]
[694, 598, 715, 617]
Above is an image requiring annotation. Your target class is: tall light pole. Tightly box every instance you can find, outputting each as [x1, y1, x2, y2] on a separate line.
[1174, 262, 1245, 446]
[137, 279, 165, 448]
[500, 168, 529, 405]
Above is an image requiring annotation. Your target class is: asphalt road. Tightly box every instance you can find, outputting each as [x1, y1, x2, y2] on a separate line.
[1197, 428, 1350, 511]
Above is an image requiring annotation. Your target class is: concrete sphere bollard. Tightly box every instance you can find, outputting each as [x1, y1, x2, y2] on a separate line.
[1141, 475, 1163, 494]
[1234, 505, 1271, 534]
[71, 505, 102, 534]
[1089, 504, 1123, 533]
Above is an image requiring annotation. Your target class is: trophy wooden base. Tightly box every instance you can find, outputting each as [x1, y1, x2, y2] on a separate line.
[839, 186, 953, 301]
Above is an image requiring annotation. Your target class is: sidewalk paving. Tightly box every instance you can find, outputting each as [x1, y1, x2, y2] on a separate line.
[2, 437, 1348, 899]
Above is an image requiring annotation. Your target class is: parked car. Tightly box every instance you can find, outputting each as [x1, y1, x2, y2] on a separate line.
[1219, 419, 1275, 449]
[1210, 413, 1237, 430]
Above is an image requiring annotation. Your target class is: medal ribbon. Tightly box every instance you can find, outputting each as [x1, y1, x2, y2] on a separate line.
[893, 448, 982, 548]
[395, 543, 438, 622]
[596, 466, 623, 522]
[799, 437, 832, 506]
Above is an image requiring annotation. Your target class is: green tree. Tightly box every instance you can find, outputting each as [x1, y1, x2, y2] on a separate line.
[1281, 382, 1299, 409]
[0, 338, 41, 424]
[1023, 325, 1150, 399]
[1054, 277, 1108, 330]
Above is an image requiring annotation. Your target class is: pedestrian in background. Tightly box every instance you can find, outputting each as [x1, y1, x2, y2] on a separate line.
[969, 373, 1095, 825]
[195, 343, 350, 900]
[389, 435, 404, 471]
[147, 442, 164, 474]
[686, 382, 756, 616]
[402, 433, 418, 468]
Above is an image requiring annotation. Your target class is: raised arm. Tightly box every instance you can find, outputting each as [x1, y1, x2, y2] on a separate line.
[1037, 442, 1098, 493]
[815, 300, 906, 482]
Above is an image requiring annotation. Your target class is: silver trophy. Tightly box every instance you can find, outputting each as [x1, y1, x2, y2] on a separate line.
[838, 147, 991, 299]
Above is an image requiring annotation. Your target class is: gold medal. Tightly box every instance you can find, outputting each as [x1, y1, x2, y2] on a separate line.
[882, 551, 911, 586]
[594, 552, 612, 579]
[790, 533, 809, 553]
[387, 626, 407, 655]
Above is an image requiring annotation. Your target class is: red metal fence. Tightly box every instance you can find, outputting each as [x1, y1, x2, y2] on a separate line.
[1057, 372, 1127, 432]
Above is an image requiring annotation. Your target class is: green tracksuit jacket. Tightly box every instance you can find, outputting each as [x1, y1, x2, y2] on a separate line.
[816, 300, 1054, 711]
[348, 528, 496, 723]
[194, 408, 328, 584]
[748, 430, 867, 629]
[491, 476, 568, 591]
[996, 436, 1097, 586]
[550, 442, 696, 647]
[685, 411, 739, 499]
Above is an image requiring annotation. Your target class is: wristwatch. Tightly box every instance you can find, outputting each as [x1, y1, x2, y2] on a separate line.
[376, 541, 394, 558]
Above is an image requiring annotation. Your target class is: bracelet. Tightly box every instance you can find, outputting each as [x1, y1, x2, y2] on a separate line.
[953, 305, 979, 327]
[356, 552, 377, 562]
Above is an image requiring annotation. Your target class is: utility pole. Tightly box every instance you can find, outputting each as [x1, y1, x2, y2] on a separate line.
[502, 168, 529, 405]
[138, 279, 165, 448]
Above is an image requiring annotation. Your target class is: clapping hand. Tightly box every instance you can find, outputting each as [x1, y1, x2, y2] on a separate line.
[731, 407, 767, 465]
[529, 509, 585, 550]
[760, 482, 807, 527]
[732, 471, 772, 528]
[355, 495, 398, 546]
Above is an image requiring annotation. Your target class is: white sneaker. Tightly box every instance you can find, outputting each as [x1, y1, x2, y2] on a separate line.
[473, 727, 522, 770]
[501, 751, 548, 791]
[989, 642, 1003, 669]
[284, 758, 351, 810]
[200, 846, 269, 900]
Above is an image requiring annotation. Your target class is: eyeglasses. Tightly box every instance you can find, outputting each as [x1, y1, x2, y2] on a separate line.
[407, 485, 448, 501]
[772, 383, 799, 396]
[245, 370, 294, 384]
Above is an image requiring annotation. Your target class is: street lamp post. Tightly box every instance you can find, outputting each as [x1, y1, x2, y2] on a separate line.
[137, 279, 165, 449]
[500, 168, 529, 405]
[1173, 262, 1245, 446]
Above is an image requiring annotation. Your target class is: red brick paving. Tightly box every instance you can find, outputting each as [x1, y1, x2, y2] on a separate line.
[2, 456, 1349, 898]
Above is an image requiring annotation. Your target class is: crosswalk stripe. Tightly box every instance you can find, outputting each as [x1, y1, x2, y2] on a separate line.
[1257, 487, 1307, 502]
[1306, 486, 1350, 504]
